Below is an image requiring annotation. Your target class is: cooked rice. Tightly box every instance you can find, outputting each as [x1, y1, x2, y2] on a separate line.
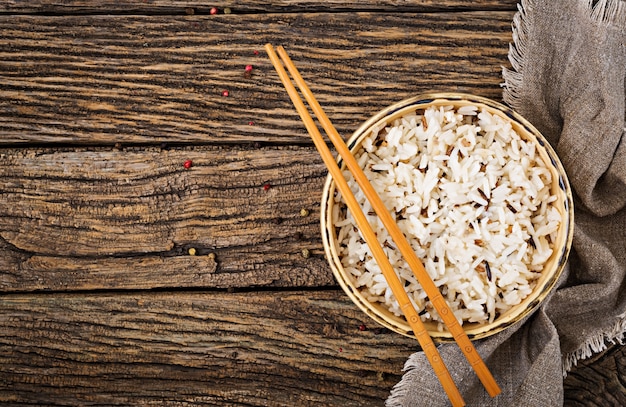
[332, 104, 560, 329]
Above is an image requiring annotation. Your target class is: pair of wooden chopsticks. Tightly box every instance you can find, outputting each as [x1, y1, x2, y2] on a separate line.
[265, 44, 501, 406]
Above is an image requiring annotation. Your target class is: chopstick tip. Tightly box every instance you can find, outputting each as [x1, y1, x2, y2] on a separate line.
[263, 43, 275, 54]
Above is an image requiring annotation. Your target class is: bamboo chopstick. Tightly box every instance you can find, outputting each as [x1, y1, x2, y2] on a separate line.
[267, 43, 503, 401]
[271, 45, 501, 399]
[265, 44, 466, 407]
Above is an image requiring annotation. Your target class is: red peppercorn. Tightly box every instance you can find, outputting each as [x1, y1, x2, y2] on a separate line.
[245, 64, 253, 72]
[253, 50, 259, 55]
[183, 160, 193, 169]
[210, 7, 218, 15]
[263, 183, 271, 191]
[338, 347, 343, 352]
[248, 121, 255, 126]
[221, 90, 229, 97]
[358, 324, 368, 331]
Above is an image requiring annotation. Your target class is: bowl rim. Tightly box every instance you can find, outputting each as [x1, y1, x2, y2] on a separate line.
[320, 92, 574, 341]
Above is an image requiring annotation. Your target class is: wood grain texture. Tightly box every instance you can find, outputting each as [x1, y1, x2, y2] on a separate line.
[1, 2, 624, 405]
[0, 145, 334, 291]
[0, 290, 416, 406]
[1, 0, 518, 14]
[0, 11, 513, 145]
[0, 288, 621, 406]
[564, 342, 626, 406]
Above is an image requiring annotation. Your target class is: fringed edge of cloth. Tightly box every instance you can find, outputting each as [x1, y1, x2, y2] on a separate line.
[591, 0, 626, 25]
[562, 313, 626, 375]
[385, 352, 426, 407]
[503, 0, 626, 107]
[501, 0, 533, 109]
[502, 0, 626, 376]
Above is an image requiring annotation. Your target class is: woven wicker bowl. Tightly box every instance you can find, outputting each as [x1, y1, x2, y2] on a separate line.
[321, 93, 574, 342]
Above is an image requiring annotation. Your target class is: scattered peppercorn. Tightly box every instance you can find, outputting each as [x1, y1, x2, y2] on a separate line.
[301, 248, 310, 258]
[114, 142, 122, 150]
[243, 65, 254, 79]
[358, 324, 368, 331]
[294, 231, 303, 240]
[185, 7, 195, 15]
[188, 247, 197, 256]
[183, 160, 193, 169]
[209, 7, 218, 15]
[208, 252, 216, 260]
[249, 121, 255, 126]
[224, 7, 232, 14]
[253, 50, 259, 55]
[338, 347, 343, 352]
[221, 90, 229, 97]
[263, 183, 271, 191]
[300, 208, 310, 217]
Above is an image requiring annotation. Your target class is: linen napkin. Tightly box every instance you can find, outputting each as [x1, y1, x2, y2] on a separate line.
[387, 0, 626, 405]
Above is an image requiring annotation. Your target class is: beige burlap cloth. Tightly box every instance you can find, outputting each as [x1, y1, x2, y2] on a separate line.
[387, 0, 626, 405]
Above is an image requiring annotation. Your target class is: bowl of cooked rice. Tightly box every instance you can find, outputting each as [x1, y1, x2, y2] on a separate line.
[321, 93, 574, 341]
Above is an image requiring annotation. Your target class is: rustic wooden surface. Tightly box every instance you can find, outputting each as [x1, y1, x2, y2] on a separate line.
[0, 11, 513, 145]
[0, 1, 623, 406]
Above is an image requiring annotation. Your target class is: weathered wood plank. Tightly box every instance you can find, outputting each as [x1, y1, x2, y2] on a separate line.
[1, 0, 518, 14]
[0, 11, 513, 145]
[0, 288, 619, 406]
[563, 342, 626, 406]
[1, 3, 623, 406]
[0, 290, 416, 406]
[0, 146, 334, 291]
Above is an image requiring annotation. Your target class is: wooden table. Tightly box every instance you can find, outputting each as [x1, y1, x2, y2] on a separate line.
[1, 1, 624, 405]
